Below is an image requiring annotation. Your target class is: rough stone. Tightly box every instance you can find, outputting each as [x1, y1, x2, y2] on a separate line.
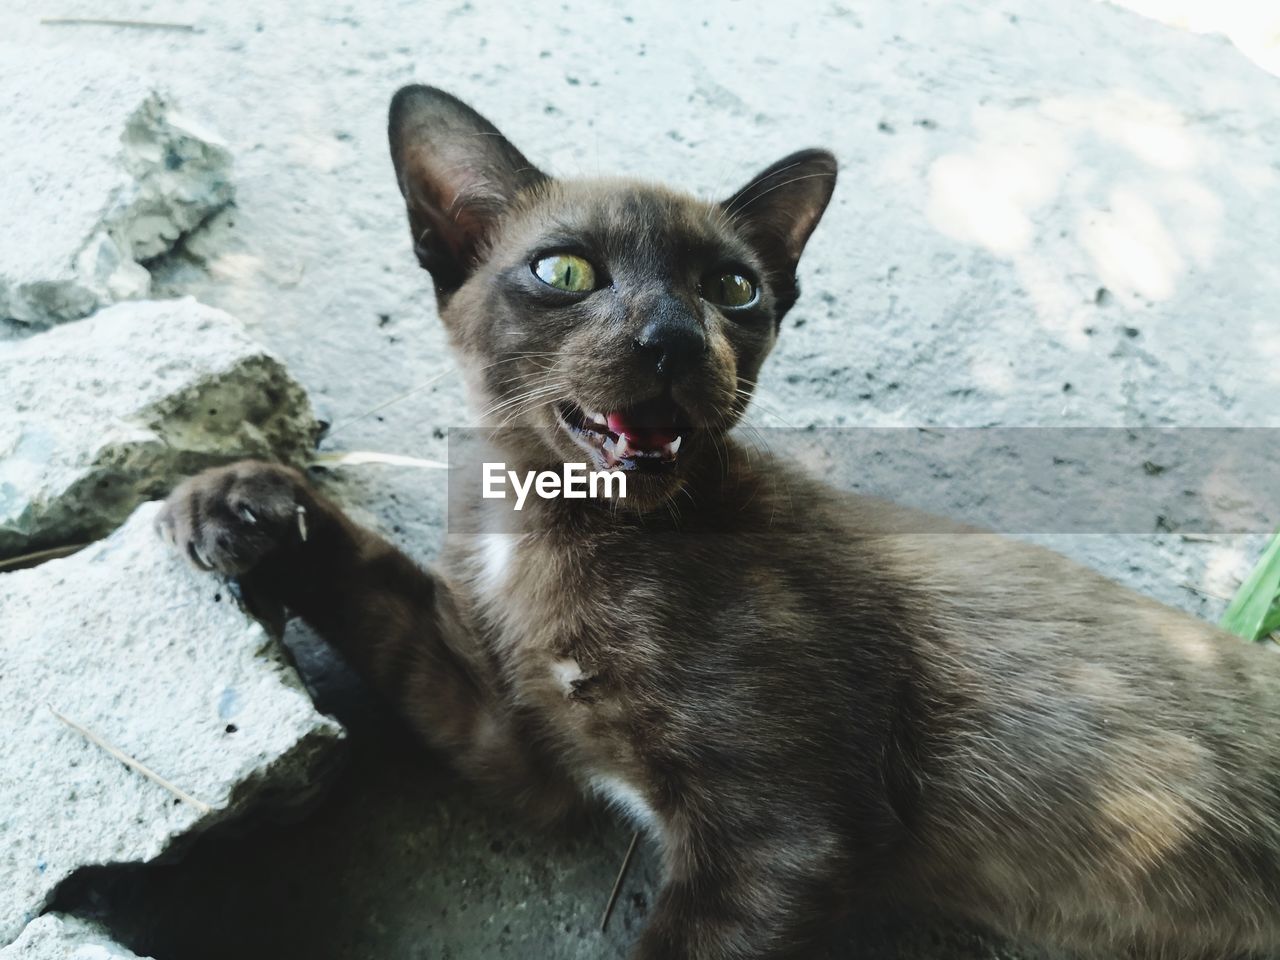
[0, 915, 150, 960]
[0, 45, 232, 326]
[0, 297, 319, 562]
[0, 503, 345, 946]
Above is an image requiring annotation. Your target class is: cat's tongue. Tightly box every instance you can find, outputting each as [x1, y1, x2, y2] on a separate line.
[606, 397, 681, 451]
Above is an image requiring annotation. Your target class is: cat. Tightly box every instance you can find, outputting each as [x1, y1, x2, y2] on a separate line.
[158, 85, 1280, 959]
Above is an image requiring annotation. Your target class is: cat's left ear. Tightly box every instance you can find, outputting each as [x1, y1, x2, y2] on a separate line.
[389, 85, 548, 298]
[721, 149, 837, 320]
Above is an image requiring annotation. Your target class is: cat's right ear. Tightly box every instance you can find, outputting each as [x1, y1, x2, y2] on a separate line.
[388, 85, 548, 297]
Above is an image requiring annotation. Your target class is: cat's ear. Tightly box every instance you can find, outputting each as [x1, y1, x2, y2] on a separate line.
[389, 85, 548, 297]
[721, 149, 837, 320]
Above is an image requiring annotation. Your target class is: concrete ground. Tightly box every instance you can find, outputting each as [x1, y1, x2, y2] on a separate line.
[5, 0, 1279, 956]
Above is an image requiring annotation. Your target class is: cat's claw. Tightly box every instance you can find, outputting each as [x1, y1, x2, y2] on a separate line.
[189, 542, 214, 571]
[158, 460, 310, 577]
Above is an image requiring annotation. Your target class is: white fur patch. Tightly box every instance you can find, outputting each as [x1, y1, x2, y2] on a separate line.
[550, 658, 583, 696]
[475, 533, 515, 597]
[590, 774, 660, 834]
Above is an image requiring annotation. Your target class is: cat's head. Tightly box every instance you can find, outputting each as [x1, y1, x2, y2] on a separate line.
[389, 85, 835, 511]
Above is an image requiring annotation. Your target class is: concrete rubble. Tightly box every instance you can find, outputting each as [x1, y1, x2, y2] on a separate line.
[0, 915, 150, 960]
[0, 502, 345, 946]
[0, 297, 319, 562]
[0, 45, 232, 326]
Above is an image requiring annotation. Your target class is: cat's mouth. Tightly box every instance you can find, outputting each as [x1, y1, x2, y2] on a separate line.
[554, 395, 686, 472]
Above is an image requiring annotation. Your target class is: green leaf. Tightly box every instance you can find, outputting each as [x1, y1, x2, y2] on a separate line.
[1220, 532, 1280, 642]
[1261, 597, 1280, 639]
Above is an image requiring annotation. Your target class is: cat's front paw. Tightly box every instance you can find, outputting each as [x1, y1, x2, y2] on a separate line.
[157, 460, 311, 576]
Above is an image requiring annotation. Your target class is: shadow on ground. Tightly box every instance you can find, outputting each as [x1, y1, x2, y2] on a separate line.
[50, 622, 1042, 960]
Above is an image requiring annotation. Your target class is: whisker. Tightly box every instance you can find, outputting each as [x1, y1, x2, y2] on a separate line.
[476, 382, 568, 423]
[476, 381, 570, 426]
[326, 353, 574, 440]
[721, 159, 811, 217]
[496, 365, 556, 388]
[489, 393, 569, 436]
[725, 171, 835, 223]
[325, 367, 456, 439]
[735, 390, 795, 429]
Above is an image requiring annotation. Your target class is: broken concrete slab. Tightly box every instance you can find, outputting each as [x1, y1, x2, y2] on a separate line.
[0, 297, 319, 562]
[0, 45, 232, 326]
[0, 915, 149, 960]
[0, 502, 345, 946]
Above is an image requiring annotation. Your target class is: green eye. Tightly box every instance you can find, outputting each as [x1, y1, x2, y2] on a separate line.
[532, 254, 597, 292]
[703, 271, 758, 308]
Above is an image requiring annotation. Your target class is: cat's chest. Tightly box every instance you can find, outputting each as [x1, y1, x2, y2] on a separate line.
[461, 532, 639, 701]
[460, 532, 663, 828]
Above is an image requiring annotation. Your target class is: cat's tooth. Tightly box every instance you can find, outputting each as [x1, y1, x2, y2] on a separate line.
[615, 433, 633, 459]
[666, 435, 683, 457]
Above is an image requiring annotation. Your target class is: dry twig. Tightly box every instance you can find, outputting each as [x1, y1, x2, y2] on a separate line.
[600, 830, 641, 933]
[40, 17, 197, 31]
[47, 704, 213, 814]
[0, 543, 87, 573]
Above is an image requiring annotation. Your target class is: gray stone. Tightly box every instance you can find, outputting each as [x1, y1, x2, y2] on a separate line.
[0, 45, 232, 326]
[0, 915, 149, 960]
[0, 297, 319, 562]
[0, 502, 345, 946]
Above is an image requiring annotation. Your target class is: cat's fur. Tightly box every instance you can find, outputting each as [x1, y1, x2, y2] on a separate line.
[158, 86, 1280, 959]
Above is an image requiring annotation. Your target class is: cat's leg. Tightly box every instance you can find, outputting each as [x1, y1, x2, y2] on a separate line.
[157, 460, 580, 824]
[631, 816, 847, 960]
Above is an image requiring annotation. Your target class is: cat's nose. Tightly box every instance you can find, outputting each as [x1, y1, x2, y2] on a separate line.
[633, 316, 706, 380]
